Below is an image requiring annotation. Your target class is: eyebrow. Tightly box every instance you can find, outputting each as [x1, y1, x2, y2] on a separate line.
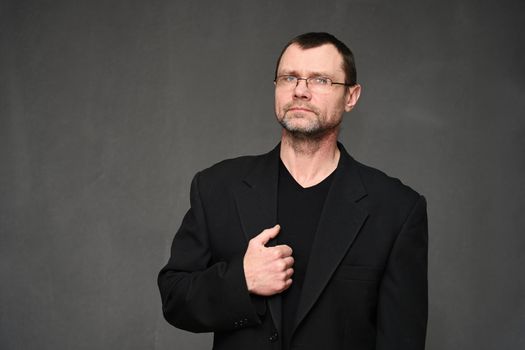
[278, 69, 334, 78]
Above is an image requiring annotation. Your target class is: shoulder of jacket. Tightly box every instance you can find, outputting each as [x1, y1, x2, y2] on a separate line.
[352, 158, 423, 205]
[193, 150, 271, 189]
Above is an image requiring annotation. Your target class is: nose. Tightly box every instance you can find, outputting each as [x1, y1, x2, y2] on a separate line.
[293, 78, 312, 100]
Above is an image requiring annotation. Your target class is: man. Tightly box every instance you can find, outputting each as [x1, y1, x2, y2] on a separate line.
[158, 32, 428, 350]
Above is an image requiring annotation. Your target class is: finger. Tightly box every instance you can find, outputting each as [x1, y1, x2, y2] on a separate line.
[285, 268, 294, 279]
[283, 278, 293, 291]
[254, 224, 280, 245]
[282, 256, 294, 268]
[273, 244, 293, 257]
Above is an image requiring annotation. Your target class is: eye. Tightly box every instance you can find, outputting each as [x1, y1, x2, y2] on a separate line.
[310, 77, 330, 85]
[282, 75, 297, 83]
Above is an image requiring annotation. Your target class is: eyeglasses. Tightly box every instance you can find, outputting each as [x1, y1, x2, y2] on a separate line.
[274, 75, 352, 93]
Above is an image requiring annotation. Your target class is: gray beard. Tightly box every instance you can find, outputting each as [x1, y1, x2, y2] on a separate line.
[279, 114, 340, 140]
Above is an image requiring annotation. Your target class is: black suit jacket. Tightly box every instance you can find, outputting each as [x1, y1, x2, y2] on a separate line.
[158, 143, 428, 350]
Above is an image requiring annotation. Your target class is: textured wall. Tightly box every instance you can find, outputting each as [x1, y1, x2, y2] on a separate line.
[1, 0, 524, 349]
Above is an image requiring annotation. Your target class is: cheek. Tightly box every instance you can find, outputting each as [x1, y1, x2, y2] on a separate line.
[274, 97, 281, 114]
[329, 97, 346, 116]
[275, 93, 286, 116]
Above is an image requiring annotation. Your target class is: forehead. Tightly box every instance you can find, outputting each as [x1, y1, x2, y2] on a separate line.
[277, 43, 344, 76]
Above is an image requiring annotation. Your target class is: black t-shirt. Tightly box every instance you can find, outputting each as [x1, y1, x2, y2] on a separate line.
[277, 159, 335, 348]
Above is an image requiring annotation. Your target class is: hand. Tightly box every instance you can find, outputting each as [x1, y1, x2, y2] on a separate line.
[243, 224, 294, 296]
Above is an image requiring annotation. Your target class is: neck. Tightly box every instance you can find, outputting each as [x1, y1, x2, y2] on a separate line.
[280, 129, 340, 188]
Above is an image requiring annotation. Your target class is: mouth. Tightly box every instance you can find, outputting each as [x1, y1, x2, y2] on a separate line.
[287, 106, 313, 113]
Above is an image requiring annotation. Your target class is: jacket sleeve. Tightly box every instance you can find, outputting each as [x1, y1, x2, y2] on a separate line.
[157, 172, 262, 333]
[376, 195, 428, 350]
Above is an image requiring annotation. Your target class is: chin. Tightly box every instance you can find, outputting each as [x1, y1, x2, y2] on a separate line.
[281, 114, 317, 129]
[281, 119, 317, 133]
[282, 122, 325, 139]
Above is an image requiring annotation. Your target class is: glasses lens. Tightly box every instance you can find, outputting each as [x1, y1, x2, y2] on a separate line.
[275, 75, 334, 93]
[276, 76, 296, 87]
[308, 77, 332, 93]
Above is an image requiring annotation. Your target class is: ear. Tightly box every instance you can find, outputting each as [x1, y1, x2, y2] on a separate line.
[344, 84, 361, 112]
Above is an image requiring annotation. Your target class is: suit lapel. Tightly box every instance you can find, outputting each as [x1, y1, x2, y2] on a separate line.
[291, 145, 369, 336]
[233, 144, 283, 335]
[232, 143, 369, 339]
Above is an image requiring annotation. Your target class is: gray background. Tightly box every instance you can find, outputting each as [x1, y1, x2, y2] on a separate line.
[1, 0, 524, 349]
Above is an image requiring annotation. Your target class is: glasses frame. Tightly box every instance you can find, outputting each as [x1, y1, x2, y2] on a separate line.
[274, 75, 353, 91]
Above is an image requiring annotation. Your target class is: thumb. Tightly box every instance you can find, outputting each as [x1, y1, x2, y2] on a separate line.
[254, 224, 280, 246]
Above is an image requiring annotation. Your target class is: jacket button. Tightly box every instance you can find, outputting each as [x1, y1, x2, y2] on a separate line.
[268, 331, 279, 343]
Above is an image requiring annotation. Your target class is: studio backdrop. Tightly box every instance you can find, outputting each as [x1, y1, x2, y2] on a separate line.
[1, 1, 524, 349]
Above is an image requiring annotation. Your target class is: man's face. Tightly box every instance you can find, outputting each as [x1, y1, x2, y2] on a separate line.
[274, 43, 360, 138]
